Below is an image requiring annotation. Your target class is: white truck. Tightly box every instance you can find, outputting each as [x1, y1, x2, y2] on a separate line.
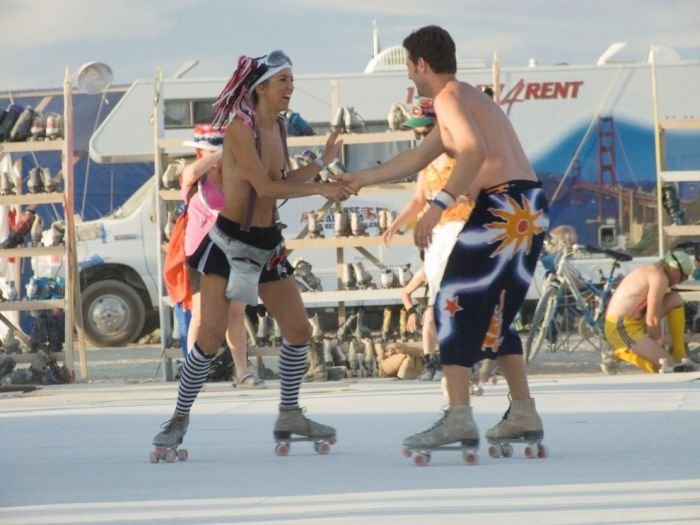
[72, 179, 160, 347]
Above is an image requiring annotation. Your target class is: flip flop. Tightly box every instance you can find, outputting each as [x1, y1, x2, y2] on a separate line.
[233, 372, 267, 389]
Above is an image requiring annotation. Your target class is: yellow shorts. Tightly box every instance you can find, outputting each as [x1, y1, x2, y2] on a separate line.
[604, 316, 656, 373]
[604, 316, 645, 349]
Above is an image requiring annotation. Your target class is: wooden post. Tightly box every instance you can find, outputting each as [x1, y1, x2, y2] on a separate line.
[62, 67, 89, 378]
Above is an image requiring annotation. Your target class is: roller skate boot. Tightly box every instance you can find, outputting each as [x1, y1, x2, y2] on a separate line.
[377, 209, 389, 234]
[333, 210, 351, 237]
[486, 398, 547, 459]
[342, 107, 367, 133]
[0, 169, 15, 195]
[380, 307, 393, 341]
[331, 340, 347, 367]
[362, 338, 376, 376]
[342, 263, 356, 290]
[350, 211, 367, 237]
[150, 413, 189, 463]
[326, 158, 347, 176]
[302, 340, 328, 382]
[161, 160, 184, 189]
[330, 107, 344, 132]
[40, 166, 60, 192]
[27, 167, 44, 193]
[402, 405, 479, 466]
[45, 113, 62, 140]
[398, 263, 413, 287]
[293, 258, 323, 292]
[9, 106, 35, 141]
[336, 313, 357, 342]
[600, 354, 620, 375]
[306, 211, 324, 238]
[478, 358, 499, 384]
[470, 370, 484, 396]
[273, 405, 336, 456]
[352, 261, 374, 289]
[2, 210, 36, 248]
[418, 354, 437, 381]
[380, 268, 396, 289]
[30, 214, 44, 246]
[0, 104, 22, 141]
[268, 317, 281, 347]
[29, 113, 46, 141]
[346, 338, 360, 377]
[659, 357, 697, 373]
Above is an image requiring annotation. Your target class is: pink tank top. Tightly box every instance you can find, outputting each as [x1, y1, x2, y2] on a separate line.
[183, 176, 224, 256]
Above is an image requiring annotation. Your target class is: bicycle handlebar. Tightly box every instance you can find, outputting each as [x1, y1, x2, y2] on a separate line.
[570, 244, 633, 262]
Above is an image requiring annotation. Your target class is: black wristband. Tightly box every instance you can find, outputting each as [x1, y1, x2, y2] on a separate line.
[406, 306, 418, 317]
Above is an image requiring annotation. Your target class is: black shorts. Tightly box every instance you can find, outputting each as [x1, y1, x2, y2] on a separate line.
[187, 215, 294, 284]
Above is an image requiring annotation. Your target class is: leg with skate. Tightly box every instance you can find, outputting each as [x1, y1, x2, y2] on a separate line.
[150, 413, 190, 463]
[273, 405, 337, 456]
[402, 406, 479, 466]
[486, 398, 548, 459]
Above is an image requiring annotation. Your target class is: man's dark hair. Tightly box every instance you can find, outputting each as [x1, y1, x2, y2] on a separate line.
[403, 25, 457, 74]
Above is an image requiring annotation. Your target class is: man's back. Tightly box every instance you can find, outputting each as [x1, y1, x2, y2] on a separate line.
[436, 81, 536, 195]
[606, 264, 667, 318]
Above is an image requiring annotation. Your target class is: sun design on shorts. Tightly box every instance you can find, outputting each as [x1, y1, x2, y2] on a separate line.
[487, 195, 544, 256]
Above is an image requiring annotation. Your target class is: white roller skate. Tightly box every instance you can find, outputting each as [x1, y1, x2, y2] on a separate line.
[150, 413, 189, 463]
[659, 357, 697, 373]
[273, 406, 337, 456]
[402, 405, 480, 466]
[485, 398, 548, 459]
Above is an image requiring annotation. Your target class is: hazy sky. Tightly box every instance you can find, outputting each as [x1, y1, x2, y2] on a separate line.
[2, 0, 699, 91]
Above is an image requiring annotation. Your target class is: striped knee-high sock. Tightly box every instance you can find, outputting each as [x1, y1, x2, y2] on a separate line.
[175, 343, 212, 415]
[278, 340, 308, 407]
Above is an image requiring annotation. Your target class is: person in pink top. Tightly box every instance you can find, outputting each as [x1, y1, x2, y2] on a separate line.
[181, 125, 265, 388]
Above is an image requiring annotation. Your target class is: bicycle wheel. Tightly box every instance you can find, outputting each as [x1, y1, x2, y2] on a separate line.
[525, 286, 559, 363]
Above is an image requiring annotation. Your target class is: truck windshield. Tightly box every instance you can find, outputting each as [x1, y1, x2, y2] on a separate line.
[110, 176, 155, 218]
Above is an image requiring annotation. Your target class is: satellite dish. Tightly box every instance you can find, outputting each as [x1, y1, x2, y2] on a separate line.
[76, 62, 113, 94]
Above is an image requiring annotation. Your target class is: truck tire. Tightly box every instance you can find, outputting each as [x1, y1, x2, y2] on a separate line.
[81, 279, 146, 347]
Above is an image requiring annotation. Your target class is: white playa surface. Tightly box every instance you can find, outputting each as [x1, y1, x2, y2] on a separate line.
[1, 346, 700, 525]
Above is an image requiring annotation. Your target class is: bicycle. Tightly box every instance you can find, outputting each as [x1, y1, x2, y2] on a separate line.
[525, 241, 632, 370]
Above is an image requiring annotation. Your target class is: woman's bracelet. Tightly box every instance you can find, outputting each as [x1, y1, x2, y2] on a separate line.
[406, 306, 419, 317]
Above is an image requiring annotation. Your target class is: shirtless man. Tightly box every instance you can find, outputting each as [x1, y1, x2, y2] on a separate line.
[151, 50, 353, 460]
[334, 26, 550, 457]
[605, 250, 696, 373]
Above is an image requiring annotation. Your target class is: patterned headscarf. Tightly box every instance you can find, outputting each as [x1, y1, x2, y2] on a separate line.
[211, 51, 293, 129]
[211, 55, 258, 128]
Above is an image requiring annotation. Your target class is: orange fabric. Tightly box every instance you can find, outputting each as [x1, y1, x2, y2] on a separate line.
[163, 211, 192, 310]
[422, 157, 473, 224]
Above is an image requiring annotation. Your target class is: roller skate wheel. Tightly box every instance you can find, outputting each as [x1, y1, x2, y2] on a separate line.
[149, 451, 159, 464]
[164, 449, 177, 463]
[328, 437, 337, 446]
[275, 443, 290, 456]
[177, 448, 189, 462]
[471, 385, 484, 396]
[402, 448, 413, 458]
[314, 441, 331, 455]
[463, 450, 478, 465]
[489, 376, 498, 385]
[524, 444, 544, 459]
[413, 453, 430, 466]
[154, 446, 166, 460]
[488, 445, 501, 458]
